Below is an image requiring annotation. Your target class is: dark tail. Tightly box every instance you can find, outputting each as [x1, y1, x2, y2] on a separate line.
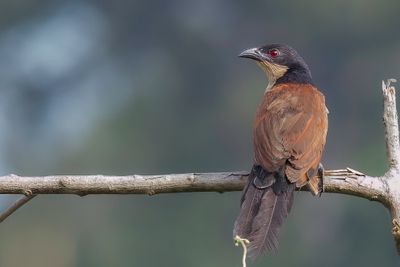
[233, 166, 295, 259]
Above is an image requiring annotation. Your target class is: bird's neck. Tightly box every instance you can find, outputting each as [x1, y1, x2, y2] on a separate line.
[275, 68, 313, 86]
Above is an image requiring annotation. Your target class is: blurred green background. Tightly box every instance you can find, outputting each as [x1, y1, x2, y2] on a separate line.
[0, 0, 398, 266]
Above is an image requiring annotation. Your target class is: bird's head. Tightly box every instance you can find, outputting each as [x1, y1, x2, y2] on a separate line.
[239, 44, 312, 90]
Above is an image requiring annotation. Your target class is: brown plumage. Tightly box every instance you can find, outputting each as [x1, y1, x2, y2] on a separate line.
[253, 83, 328, 188]
[233, 44, 328, 259]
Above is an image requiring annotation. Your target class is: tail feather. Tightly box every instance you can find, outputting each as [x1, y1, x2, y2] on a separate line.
[247, 189, 281, 257]
[233, 166, 295, 259]
[234, 175, 264, 238]
[247, 184, 294, 259]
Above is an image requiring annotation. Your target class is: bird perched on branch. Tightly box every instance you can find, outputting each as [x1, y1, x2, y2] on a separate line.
[233, 44, 328, 259]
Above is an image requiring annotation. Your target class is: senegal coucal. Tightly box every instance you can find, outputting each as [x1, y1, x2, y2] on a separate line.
[233, 44, 328, 259]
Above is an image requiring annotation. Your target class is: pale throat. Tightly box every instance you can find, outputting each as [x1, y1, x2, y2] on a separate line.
[257, 61, 288, 92]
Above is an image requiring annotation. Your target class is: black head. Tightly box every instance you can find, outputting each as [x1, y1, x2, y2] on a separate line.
[239, 44, 312, 88]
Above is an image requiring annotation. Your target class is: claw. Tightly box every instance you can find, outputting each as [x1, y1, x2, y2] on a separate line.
[306, 163, 324, 196]
[317, 163, 324, 196]
[252, 176, 270, 189]
[392, 219, 400, 237]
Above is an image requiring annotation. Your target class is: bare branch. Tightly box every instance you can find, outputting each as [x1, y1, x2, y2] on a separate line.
[0, 170, 384, 199]
[0, 172, 246, 195]
[0, 194, 36, 223]
[382, 79, 400, 170]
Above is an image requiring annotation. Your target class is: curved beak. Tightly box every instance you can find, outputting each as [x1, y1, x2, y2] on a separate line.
[238, 47, 266, 61]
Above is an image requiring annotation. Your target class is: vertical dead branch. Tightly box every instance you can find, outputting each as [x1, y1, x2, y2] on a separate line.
[381, 79, 400, 253]
[382, 79, 400, 171]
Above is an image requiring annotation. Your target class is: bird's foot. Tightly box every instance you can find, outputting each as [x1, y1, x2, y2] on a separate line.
[306, 163, 324, 196]
[252, 165, 274, 189]
[317, 163, 324, 196]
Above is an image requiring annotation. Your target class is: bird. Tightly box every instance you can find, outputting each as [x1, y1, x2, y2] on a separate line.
[233, 43, 328, 259]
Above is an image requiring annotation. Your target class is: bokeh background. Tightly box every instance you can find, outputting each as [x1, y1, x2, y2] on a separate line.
[0, 0, 398, 266]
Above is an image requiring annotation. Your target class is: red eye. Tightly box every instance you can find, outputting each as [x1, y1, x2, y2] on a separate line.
[269, 49, 279, 58]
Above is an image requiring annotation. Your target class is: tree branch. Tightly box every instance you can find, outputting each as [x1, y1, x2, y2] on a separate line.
[0, 80, 399, 254]
[0, 169, 390, 223]
[0, 194, 36, 222]
[382, 79, 400, 169]
[0, 169, 380, 196]
[380, 79, 400, 253]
